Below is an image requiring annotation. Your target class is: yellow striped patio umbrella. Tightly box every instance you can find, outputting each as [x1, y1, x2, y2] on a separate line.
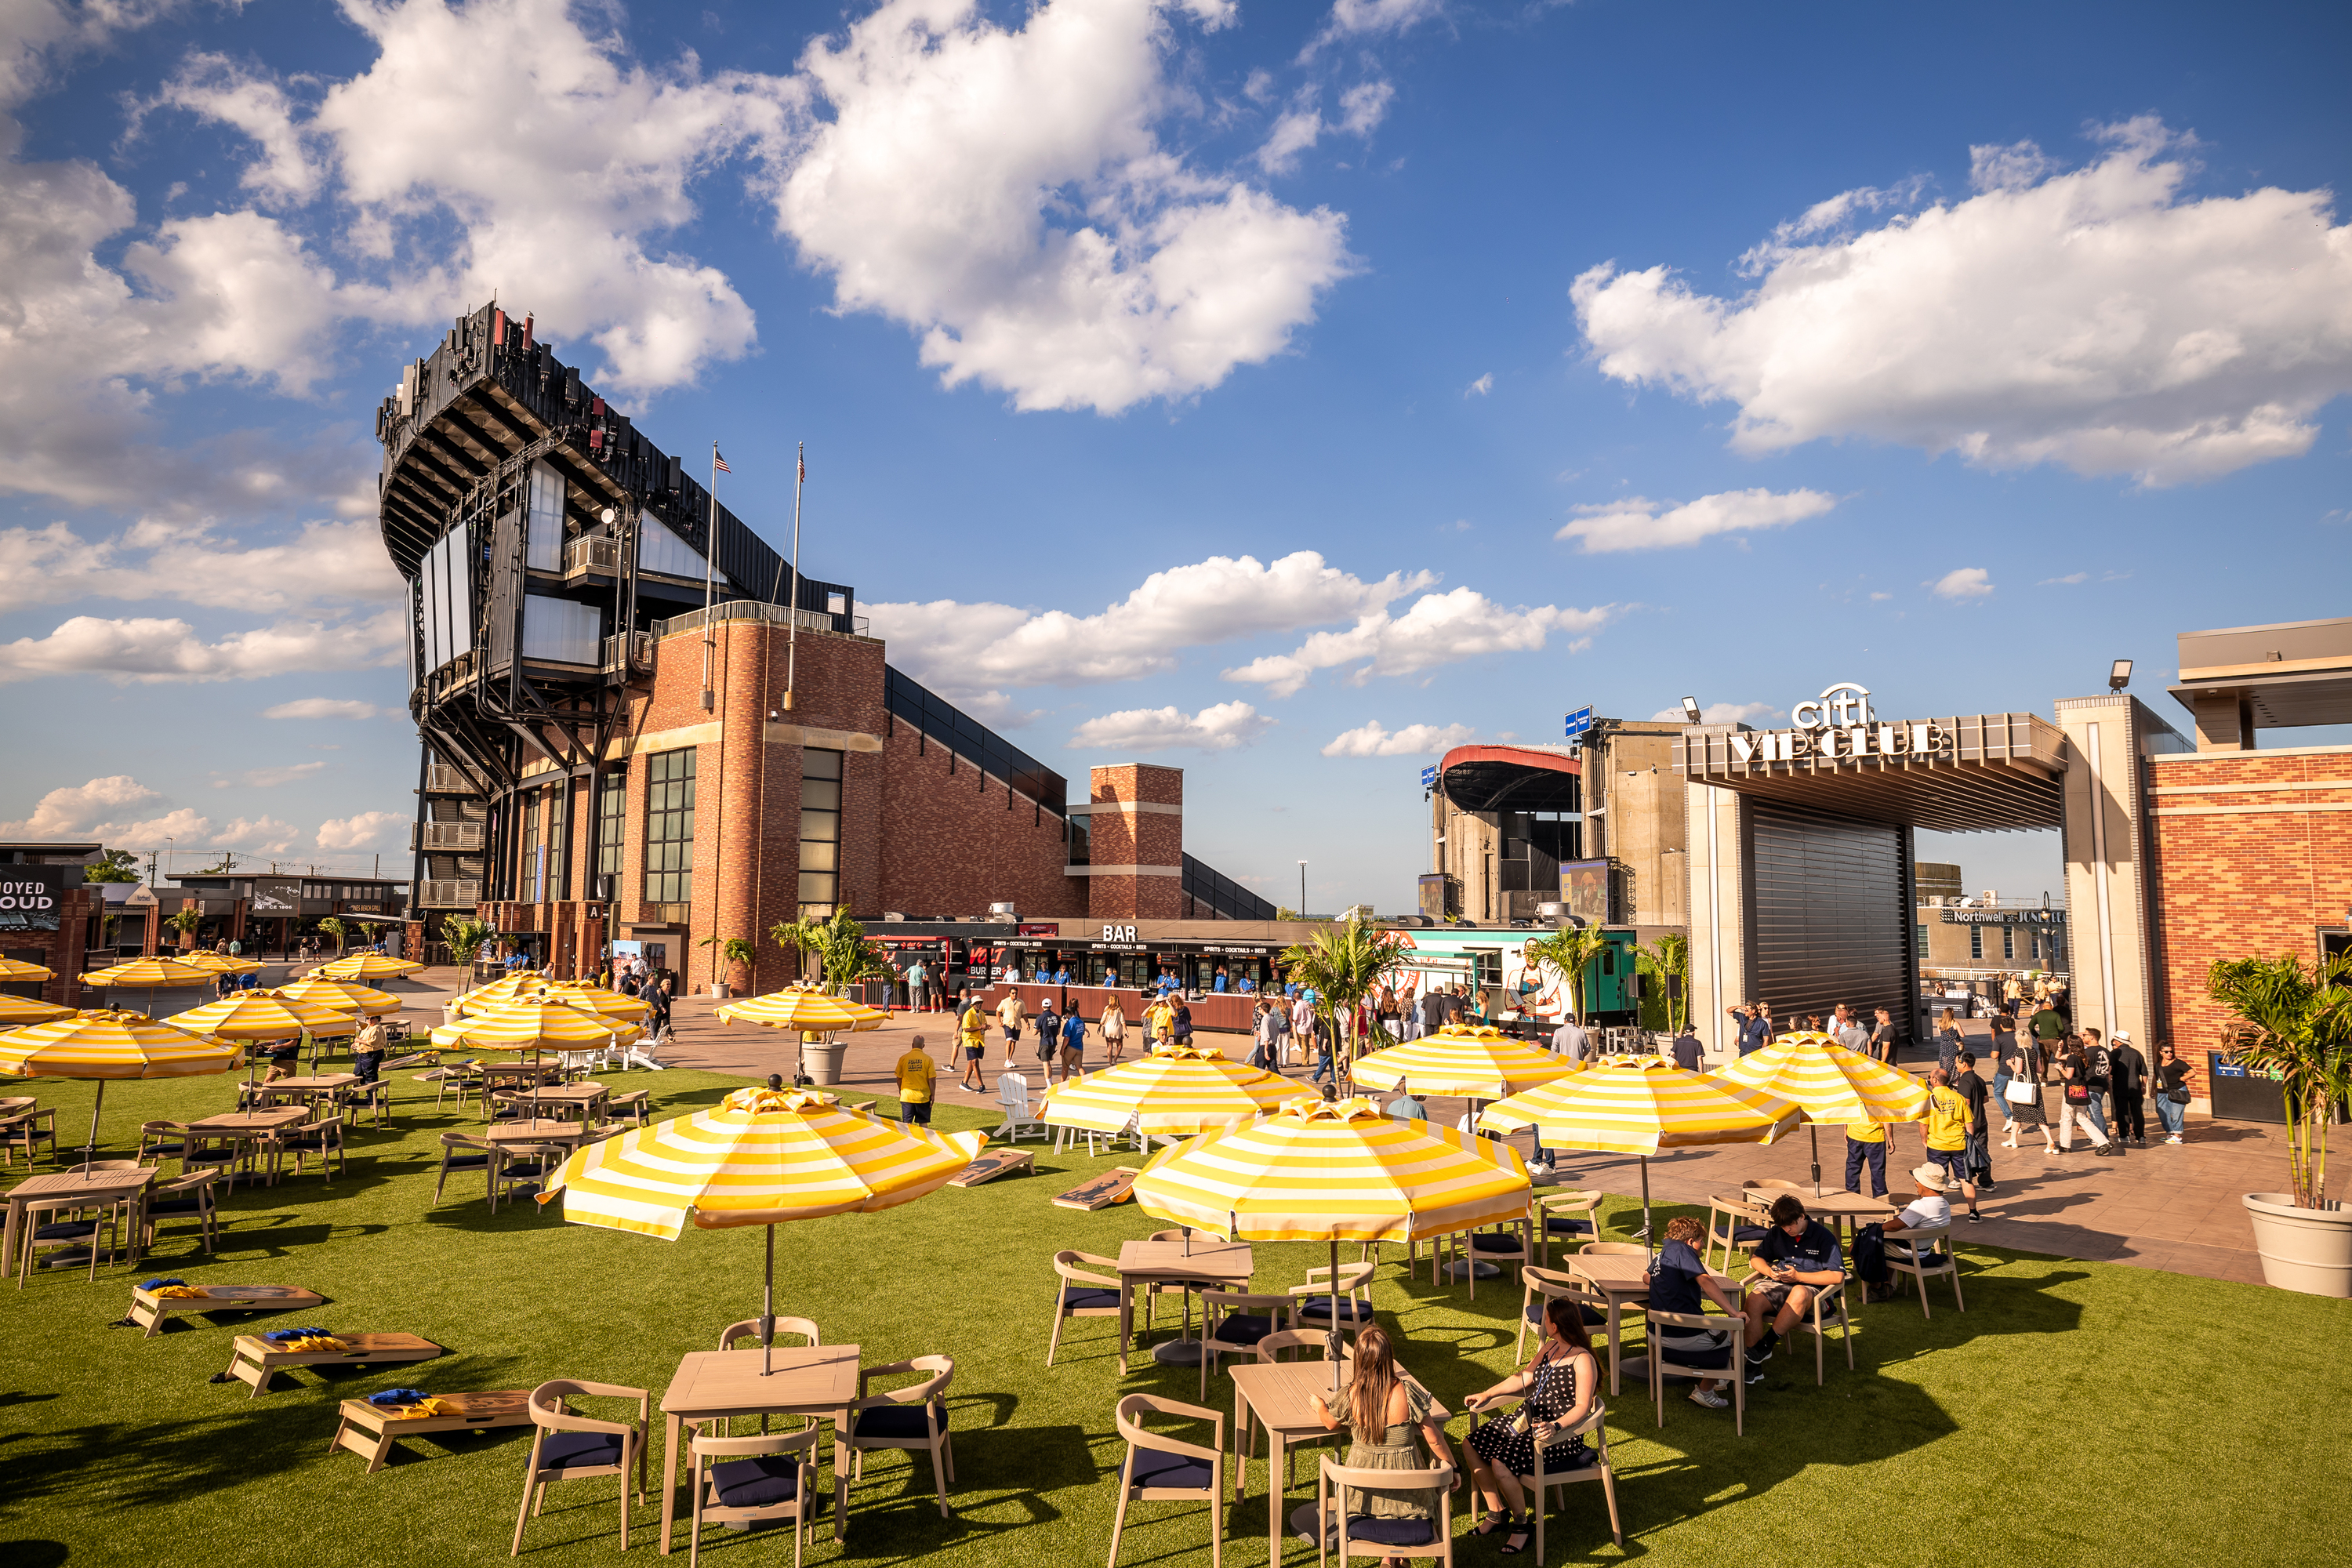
[1135, 1094, 1531, 1364]
[0, 957, 55, 983]
[271, 978, 405, 1018]
[0, 1010, 243, 1172]
[541, 982, 652, 1022]
[1479, 1057, 1802, 1241]
[0, 996, 74, 1026]
[178, 952, 264, 976]
[1037, 1042, 1297, 1136]
[537, 1085, 985, 1371]
[716, 985, 887, 1080]
[451, 971, 552, 1017]
[81, 955, 214, 1016]
[1713, 1029, 1929, 1192]
[431, 1000, 638, 1117]
[170, 989, 362, 1042]
[1351, 1024, 1581, 1101]
[310, 953, 423, 982]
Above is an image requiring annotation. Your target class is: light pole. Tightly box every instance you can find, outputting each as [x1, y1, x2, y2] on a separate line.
[1298, 859, 1308, 918]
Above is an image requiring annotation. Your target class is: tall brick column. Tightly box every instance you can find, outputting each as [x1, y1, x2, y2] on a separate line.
[1087, 764, 1184, 920]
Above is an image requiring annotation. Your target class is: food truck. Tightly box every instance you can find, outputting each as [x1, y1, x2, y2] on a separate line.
[1385, 924, 1643, 1033]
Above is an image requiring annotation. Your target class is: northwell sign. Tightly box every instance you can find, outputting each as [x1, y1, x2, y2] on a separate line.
[1729, 683, 1957, 764]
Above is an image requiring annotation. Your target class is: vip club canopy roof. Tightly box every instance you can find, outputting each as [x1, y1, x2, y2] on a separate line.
[1038, 1044, 1297, 1135]
[1675, 713, 2066, 833]
[1351, 1025, 1581, 1101]
[1434, 745, 1584, 814]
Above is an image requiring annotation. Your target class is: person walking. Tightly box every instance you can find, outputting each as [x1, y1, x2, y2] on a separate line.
[1058, 1004, 1087, 1084]
[2154, 1044, 2190, 1144]
[1933, 1009, 1963, 1081]
[1869, 1006, 1899, 1064]
[1987, 1012, 2020, 1133]
[1843, 1113, 1889, 1200]
[956, 993, 988, 1093]
[906, 956, 931, 1013]
[1291, 989, 1320, 1054]
[1996, 1025, 2053, 1153]
[895, 1034, 936, 1125]
[2029, 1000, 2067, 1080]
[2080, 1027, 2119, 1149]
[2109, 1029, 2150, 1146]
[1034, 996, 1062, 1080]
[1670, 1023, 1703, 1073]
[996, 987, 1027, 1071]
[1250, 999, 1278, 1071]
[1955, 1051, 1994, 1206]
[1100, 993, 1128, 1065]
[1921, 1066, 1980, 1221]
[2056, 1040, 2118, 1157]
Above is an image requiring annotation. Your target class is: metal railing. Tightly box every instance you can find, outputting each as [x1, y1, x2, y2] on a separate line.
[564, 534, 624, 576]
[420, 880, 481, 908]
[659, 600, 869, 640]
[423, 764, 474, 793]
[413, 822, 484, 851]
[601, 630, 654, 673]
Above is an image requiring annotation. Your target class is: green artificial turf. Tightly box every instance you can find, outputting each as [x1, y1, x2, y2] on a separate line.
[3, 1065, 2350, 1568]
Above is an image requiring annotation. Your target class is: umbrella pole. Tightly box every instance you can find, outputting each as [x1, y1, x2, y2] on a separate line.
[1809, 1123, 1824, 1196]
[82, 1080, 106, 1178]
[762, 1223, 776, 1376]
[1640, 1156, 1653, 1254]
[1329, 1235, 1343, 1393]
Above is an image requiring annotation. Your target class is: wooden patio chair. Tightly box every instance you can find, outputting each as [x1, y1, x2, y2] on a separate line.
[1512, 1267, 1613, 1363]
[1445, 1213, 1531, 1301]
[434, 1132, 497, 1207]
[1196, 1290, 1295, 1400]
[1527, 1403, 1624, 1561]
[685, 1426, 820, 1568]
[1535, 1189, 1602, 1267]
[511, 1379, 649, 1555]
[1109, 1392, 1225, 1568]
[490, 1143, 564, 1212]
[0, 1105, 58, 1166]
[16, 1191, 133, 1285]
[720, 1316, 822, 1352]
[1309, 1454, 1456, 1566]
[180, 1128, 249, 1195]
[604, 1090, 652, 1129]
[1884, 1225, 1965, 1317]
[1047, 1249, 1128, 1370]
[136, 1120, 191, 1169]
[283, 1116, 346, 1185]
[1704, 1196, 1772, 1276]
[1647, 1305, 1749, 1438]
[140, 1169, 221, 1256]
[1290, 1261, 1377, 1333]
[843, 1355, 955, 1518]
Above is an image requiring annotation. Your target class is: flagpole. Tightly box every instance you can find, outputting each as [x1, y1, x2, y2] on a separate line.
[700, 442, 719, 711]
[782, 443, 804, 713]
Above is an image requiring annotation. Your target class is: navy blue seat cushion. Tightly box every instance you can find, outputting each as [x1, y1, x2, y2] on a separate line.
[1061, 1286, 1122, 1312]
[1345, 1516, 1436, 1547]
[1129, 1444, 1214, 1492]
[442, 1152, 492, 1170]
[852, 1399, 944, 1442]
[1525, 1299, 1610, 1328]
[1733, 1225, 1769, 1243]
[145, 1197, 204, 1216]
[1211, 1313, 1276, 1345]
[31, 1221, 99, 1241]
[1471, 1232, 1523, 1254]
[1544, 1215, 1595, 1236]
[1298, 1297, 1374, 1323]
[540, 1431, 624, 1470]
[710, 1455, 801, 1508]
[1658, 1339, 1735, 1371]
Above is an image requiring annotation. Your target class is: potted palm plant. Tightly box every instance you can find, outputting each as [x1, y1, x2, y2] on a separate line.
[699, 935, 757, 997]
[1526, 923, 1610, 1029]
[1279, 917, 1411, 1087]
[2209, 952, 2352, 1296]
[1637, 931, 1690, 1035]
[771, 907, 890, 1083]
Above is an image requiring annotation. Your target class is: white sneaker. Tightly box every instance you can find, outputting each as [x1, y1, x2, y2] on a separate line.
[2165, 1134, 2183, 1144]
[1688, 1386, 1730, 1409]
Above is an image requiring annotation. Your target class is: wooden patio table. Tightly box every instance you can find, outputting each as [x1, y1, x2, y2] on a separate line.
[1118, 1238, 1254, 1367]
[1565, 1251, 1740, 1396]
[656, 1344, 862, 1553]
[186, 1108, 308, 1187]
[3, 1166, 154, 1277]
[1227, 1359, 1450, 1568]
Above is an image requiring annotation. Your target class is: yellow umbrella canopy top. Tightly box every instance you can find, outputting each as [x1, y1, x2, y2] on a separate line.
[452, 971, 552, 1016]
[79, 956, 213, 989]
[1131, 1094, 1531, 1245]
[1712, 1030, 1929, 1126]
[437, 999, 637, 1052]
[714, 985, 882, 1034]
[0, 996, 75, 1026]
[310, 953, 423, 981]
[176, 952, 265, 975]
[543, 982, 652, 1021]
[0, 1010, 243, 1080]
[1039, 1042, 1298, 1135]
[1478, 1056, 1801, 1157]
[271, 977, 405, 1018]
[0, 956, 56, 982]
[1351, 1024, 1582, 1100]
[539, 1086, 985, 1237]
[167, 989, 364, 1042]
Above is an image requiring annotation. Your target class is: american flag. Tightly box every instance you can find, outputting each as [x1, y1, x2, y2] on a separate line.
[713, 447, 731, 474]
[797, 452, 805, 482]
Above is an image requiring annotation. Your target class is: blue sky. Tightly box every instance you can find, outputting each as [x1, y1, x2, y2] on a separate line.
[2, 0, 2347, 910]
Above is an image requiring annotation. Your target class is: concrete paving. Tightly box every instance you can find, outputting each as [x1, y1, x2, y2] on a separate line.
[386, 968, 2289, 1291]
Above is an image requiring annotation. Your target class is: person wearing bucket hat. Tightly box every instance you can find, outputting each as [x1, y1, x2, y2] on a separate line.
[2109, 1029, 2151, 1146]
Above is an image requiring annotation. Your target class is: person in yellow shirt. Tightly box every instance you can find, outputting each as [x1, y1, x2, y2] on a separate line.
[956, 995, 988, 1093]
[1919, 1065, 1976, 1216]
[1144, 995, 1178, 1047]
[1842, 1115, 1889, 1199]
[896, 1035, 936, 1126]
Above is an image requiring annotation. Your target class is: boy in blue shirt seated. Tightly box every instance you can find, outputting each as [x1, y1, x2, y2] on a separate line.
[1648, 1215, 1758, 1404]
[1742, 1195, 1845, 1374]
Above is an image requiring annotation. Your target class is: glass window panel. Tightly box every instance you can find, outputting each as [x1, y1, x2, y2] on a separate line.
[800, 779, 841, 811]
[800, 809, 838, 843]
[644, 748, 696, 904]
[798, 841, 839, 872]
[798, 872, 837, 903]
[803, 749, 843, 780]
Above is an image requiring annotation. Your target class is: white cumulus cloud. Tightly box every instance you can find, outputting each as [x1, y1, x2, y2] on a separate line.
[1321, 720, 1476, 757]
[1556, 488, 1838, 553]
[1929, 567, 1994, 601]
[868, 552, 1434, 710]
[778, 0, 1355, 412]
[0, 518, 403, 615]
[0, 775, 162, 839]
[264, 698, 393, 720]
[212, 763, 328, 789]
[1223, 590, 1620, 699]
[1465, 372, 1493, 397]
[1648, 702, 1784, 725]
[317, 810, 408, 850]
[1571, 118, 2352, 485]
[0, 773, 300, 855]
[0, 610, 405, 684]
[1069, 700, 1274, 753]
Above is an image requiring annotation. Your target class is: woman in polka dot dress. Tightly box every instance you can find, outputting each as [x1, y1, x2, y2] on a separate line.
[1458, 1296, 1601, 1555]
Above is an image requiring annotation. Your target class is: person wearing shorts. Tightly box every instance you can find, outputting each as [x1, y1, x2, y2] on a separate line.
[956, 995, 987, 1091]
[1059, 1007, 1087, 1081]
[1744, 1196, 1845, 1373]
[996, 989, 1026, 1070]
[1921, 1065, 1979, 1219]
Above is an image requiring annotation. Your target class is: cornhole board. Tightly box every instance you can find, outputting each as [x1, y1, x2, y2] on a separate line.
[1053, 1165, 1142, 1211]
[129, 1283, 325, 1339]
[949, 1149, 1034, 1187]
[225, 1333, 443, 1399]
[330, 1389, 531, 1472]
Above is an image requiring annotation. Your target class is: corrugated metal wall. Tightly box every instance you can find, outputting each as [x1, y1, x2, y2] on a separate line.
[1750, 800, 1915, 1041]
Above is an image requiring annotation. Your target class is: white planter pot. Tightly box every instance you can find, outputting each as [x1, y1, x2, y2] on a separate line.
[2242, 1192, 2352, 1298]
[709, 982, 730, 999]
[805, 1040, 848, 1087]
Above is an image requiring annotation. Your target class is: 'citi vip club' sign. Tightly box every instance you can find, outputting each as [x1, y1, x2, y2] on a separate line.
[1727, 683, 1955, 764]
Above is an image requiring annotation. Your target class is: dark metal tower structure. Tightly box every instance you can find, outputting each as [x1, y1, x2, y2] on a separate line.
[376, 303, 853, 928]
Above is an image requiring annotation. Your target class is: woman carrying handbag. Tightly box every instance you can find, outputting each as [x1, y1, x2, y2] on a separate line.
[2055, 1042, 2116, 1157]
[2154, 1043, 2192, 1145]
[2000, 1030, 2054, 1154]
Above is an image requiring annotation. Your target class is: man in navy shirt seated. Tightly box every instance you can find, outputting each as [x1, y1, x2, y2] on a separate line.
[1742, 1195, 1845, 1373]
[1647, 1216, 1756, 1406]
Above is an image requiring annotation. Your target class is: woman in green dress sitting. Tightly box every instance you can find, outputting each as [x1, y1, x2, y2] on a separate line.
[1305, 1326, 1459, 1566]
